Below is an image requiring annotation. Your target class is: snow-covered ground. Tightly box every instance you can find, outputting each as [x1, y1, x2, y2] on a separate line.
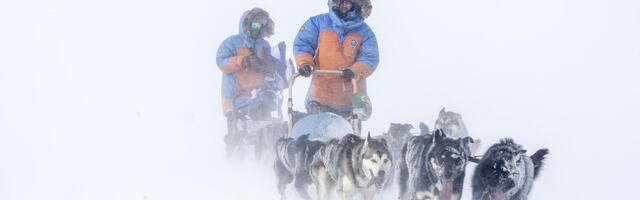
[1, 0, 639, 199]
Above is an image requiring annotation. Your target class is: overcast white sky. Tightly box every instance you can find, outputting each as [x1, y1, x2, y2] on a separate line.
[1, 0, 639, 199]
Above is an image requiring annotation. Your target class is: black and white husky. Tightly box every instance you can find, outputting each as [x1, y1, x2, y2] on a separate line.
[398, 130, 474, 200]
[311, 133, 393, 200]
[273, 134, 325, 200]
[472, 139, 548, 200]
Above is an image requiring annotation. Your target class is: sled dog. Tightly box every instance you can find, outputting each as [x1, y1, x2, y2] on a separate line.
[472, 139, 549, 200]
[398, 130, 474, 200]
[311, 133, 392, 200]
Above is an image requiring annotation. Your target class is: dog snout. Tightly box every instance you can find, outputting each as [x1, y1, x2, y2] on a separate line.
[378, 170, 385, 177]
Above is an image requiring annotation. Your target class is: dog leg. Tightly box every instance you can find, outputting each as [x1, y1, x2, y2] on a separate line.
[294, 175, 312, 200]
[274, 160, 293, 200]
[398, 161, 409, 200]
[336, 187, 345, 200]
[363, 190, 375, 200]
[312, 164, 331, 200]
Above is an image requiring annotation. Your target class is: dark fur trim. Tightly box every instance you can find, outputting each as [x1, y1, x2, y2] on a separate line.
[242, 7, 274, 38]
[329, 0, 372, 19]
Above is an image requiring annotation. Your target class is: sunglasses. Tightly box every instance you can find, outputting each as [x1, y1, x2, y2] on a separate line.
[251, 21, 263, 30]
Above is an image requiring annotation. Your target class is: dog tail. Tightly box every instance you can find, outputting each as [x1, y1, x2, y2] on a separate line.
[530, 148, 549, 179]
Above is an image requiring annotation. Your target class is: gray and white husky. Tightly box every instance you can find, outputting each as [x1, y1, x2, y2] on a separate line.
[435, 108, 481, 154]
[311, 133, 393, 200]
[435, 108, 469, 138]
[398, 130, 474, 200]
[472, 139, 548, 200]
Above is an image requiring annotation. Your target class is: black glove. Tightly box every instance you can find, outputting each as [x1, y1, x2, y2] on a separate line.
[242, 55, 260, 70]
[342, 69, 354, 82]
[299, 65, 313, 77]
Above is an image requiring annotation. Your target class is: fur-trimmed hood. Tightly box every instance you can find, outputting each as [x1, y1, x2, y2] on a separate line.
[329, 0, 372, 19]
[239, 7, 274, 39]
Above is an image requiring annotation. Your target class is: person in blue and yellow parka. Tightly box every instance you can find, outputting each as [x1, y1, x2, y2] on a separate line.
[293, 0, 379, 116]
[216, 8, 275, 119]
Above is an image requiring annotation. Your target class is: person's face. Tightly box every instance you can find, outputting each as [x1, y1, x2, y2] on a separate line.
[338, 0, 352, 15]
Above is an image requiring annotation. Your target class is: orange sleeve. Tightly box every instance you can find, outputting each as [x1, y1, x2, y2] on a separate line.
[218, 47, 252, 73]
[348, 62, 373, 80]
[218, 56, 243, 73]
[221, 97, 232, 115]
[294, 54, 314, 69]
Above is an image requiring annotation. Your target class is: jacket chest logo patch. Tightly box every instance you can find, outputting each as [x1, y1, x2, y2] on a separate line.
[349, 39, 358, 54]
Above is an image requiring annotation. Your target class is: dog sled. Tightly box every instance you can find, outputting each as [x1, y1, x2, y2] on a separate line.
[286, 69, 371, 139]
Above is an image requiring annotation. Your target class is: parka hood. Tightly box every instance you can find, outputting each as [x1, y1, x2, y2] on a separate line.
[329, 0, 372, 19]
[239, 8, 274, 39]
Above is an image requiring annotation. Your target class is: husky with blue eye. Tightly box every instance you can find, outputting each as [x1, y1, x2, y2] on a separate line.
[472, 139, 549, 200]
[311, 133, 392, 200]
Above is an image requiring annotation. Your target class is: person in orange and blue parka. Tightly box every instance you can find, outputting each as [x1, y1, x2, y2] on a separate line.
[293, 0, 379, 117]
[216, 8, 276, 120]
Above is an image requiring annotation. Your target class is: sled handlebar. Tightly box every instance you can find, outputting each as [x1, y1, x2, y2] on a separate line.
[287, 70, 360, 137]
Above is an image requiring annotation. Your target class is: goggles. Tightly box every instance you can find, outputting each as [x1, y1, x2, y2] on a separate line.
[251, 21, 263, 30]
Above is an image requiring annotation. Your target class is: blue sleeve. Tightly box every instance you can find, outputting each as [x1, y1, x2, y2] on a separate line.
[293, 18, 319, 56]
[356, 28, 380, 72]
[216, 36, 237, 68]
[261, 40, 272, 58]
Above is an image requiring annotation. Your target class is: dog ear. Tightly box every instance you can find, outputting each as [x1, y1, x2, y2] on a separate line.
[461, 136, 474, 145]
[432, 129, 445, 143]
[349, 134, 357, 143]
[419, 122, 430, 135]
[434, 129, 446, 142]
[404, 123, 414, 129]
[363, 133, 370, 149]
[460, 136, 474, 150]
[440, 107, 446, 115]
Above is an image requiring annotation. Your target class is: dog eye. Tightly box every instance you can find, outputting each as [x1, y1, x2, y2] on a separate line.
[384, 159, 389, 163]
[441, 154, 446, 159]
[371, 160, 378, 164]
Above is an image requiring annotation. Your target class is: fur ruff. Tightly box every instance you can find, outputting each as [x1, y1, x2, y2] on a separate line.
[329, 0, 372, 19]
[242, 7, 274, 38]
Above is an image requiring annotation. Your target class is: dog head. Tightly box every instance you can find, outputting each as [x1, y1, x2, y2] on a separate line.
[428, 130, 474, 199]
[478, 139, 529, 193]
[434, 108, 469, 138]
[360, 132, 392, 189]
[387, 123, 413, 138]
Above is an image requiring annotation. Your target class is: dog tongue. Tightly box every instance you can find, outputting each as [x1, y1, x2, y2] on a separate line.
[491, 189, 504, 200]
[439, 179, 453, 200]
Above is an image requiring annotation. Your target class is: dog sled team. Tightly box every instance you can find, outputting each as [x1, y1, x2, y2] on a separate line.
[216, 1, 550, 199]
